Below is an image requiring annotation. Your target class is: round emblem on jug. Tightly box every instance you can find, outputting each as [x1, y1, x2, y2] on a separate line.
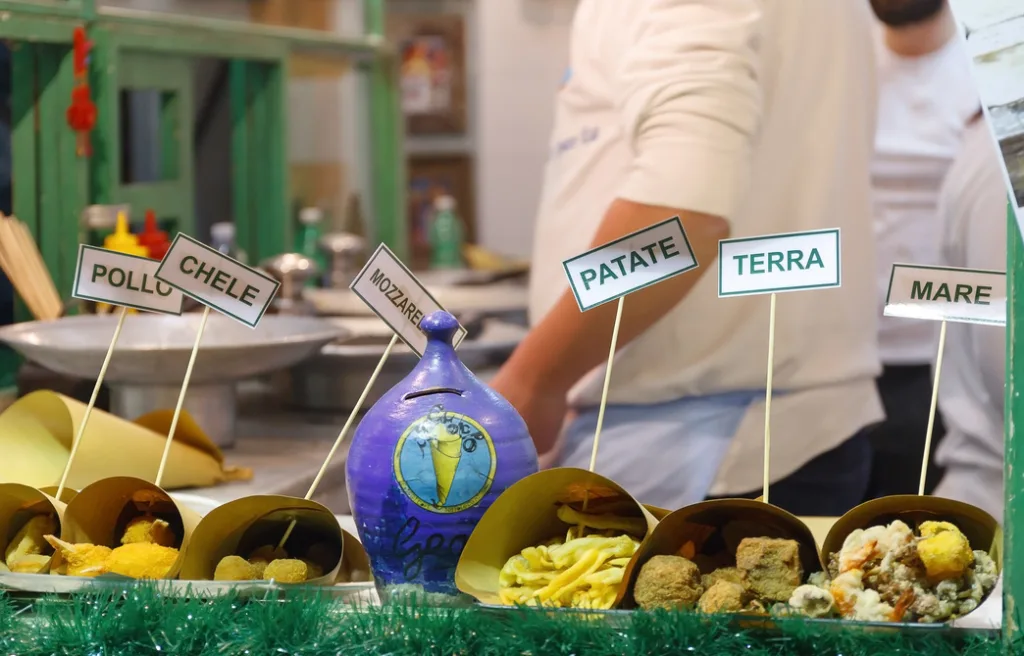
[392, 406, 497, 514]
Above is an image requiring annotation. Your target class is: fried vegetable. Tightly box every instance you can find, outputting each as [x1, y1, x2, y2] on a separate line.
[5, 514, 57, 566]
[121, 515, 176, 547]
[214, 555, 258, 581]
[8, 553, 52, 574]
[555, 504, 647, 536]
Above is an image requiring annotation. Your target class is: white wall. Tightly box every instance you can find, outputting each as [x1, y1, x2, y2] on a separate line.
[475, 0, 576, 257]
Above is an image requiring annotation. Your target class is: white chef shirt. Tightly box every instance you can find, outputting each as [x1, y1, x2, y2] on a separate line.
[933, 117, 1007, 521]
[528, 0, 884, 495]
[872, 32, 979, 365]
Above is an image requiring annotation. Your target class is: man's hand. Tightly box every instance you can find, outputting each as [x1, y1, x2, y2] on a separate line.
[490, 363, 568, 457]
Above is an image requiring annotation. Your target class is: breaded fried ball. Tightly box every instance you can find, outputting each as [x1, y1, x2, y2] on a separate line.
[214, 555, 258, 581]
[121, 515, 177, 547]
[263, 558, 307, 583]
[698, 580, 747, 614]
[634, 555, 703, 610]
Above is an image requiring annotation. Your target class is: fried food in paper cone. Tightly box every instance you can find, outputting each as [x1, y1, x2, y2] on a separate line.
[455, 468, 658, 609]
[0, 483, 74, 575]
[180, 495, 362, 586]
[818, 495, 1001, 624]
[622, 498, 822, 614]
[53, 476, 199, 579]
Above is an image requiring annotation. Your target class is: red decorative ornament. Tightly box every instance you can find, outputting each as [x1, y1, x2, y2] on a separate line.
[67, 26, 95, 157]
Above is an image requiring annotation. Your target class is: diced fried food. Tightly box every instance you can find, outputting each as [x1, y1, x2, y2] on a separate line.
[214, 555, 258, 581]
[121, 515, 176, 547]
[44, 535, 111, 577]
[698, 580, 746, 614]
[916, 522, 973, 581]
[735, 538, 803, 602]
[5, 514, 57, 566]
[634, 555, 703, 611]
[264, 558, 307, 583]
[8, 553, 52, 574]
[106, 542, 179, 579]
[788, 584, 835, 618]
[701, 567, 745, 590]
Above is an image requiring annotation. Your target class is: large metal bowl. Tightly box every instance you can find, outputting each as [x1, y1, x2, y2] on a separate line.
[0, 314, 344, 448]
[0, 313, 342, 385]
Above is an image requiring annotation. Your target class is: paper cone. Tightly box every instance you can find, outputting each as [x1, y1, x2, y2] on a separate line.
[179, 495, 344, 586]
[620, 498, 822, 609]
[454, 467, 658, 607]
[57, 476, 201, 579]
[337, 529, 372, 583]
[0, 483, 68, 574]
[821, 494, 1002, 576]
[0, 390, 248, 490]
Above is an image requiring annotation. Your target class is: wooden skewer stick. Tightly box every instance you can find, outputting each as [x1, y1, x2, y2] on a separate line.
[762, 292, 777, 505]
[55, 306, 129, 500]
[578, 296, 625, 537]
[277, 333, 400, 550]
[154, 306, 211, 488]
[919, 319, 948, 496]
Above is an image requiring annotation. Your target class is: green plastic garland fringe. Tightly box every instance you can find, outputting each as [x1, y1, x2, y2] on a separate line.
[0, 587, 1020, 656]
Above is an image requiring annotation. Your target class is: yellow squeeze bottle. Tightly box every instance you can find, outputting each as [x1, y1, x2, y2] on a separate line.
[98, 212, 149, 314]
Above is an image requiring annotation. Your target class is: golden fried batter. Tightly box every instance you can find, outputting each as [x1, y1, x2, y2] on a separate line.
[8, 553, 52, 574]
[214, 555, 258, 581]
[121, 515, 176, 547]
[263, 558, 307, 583]
[106, 542, 179, 579]
[917, 522, 973, 581]
[44, 536, 111, 577]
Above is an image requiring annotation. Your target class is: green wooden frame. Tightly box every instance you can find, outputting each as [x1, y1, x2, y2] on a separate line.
[2, 0, 405, 282]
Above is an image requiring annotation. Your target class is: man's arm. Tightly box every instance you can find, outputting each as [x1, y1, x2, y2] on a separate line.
[491, 0, 764, 454]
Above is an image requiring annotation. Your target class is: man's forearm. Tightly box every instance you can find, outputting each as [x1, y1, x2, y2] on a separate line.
[505, 199, 729, 396]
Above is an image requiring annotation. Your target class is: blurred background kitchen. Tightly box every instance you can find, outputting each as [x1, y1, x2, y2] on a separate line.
[0, 0, 574, 516]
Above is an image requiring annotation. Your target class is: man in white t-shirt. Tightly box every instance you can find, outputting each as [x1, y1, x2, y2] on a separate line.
[865, 0, 979, 500]
[932, 111, 1007, 520]
[489, 0, 884, 515]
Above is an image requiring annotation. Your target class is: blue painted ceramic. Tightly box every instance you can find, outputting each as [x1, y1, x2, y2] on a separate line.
[346, 311, 539, 594]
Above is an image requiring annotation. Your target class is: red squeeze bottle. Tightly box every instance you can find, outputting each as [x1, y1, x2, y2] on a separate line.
[138, 210, 171, 260]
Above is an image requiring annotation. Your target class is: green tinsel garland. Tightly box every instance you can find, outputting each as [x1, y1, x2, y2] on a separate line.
[0, 587, 1019, 656]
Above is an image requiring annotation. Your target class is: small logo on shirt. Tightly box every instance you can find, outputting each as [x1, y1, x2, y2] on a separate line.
[560, 67, 572, 90]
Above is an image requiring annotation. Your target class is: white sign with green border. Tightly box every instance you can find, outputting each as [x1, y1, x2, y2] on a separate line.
[562, 216, 698, 312]
[718, 228, 841, 297]
[73, 245, 184, 315]
[154, 233, 280, 328]
[884, 263, 1006, 326]
[349, 243, 467, 356]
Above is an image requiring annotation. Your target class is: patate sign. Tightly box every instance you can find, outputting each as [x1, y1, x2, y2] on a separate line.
[563, 217, 698, 311]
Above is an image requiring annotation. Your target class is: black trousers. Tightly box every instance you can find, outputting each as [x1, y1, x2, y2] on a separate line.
[706, 430, 873, 517]
[862, 364, 945, 500]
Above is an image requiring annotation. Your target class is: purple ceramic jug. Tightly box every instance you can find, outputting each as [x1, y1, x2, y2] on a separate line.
[346, 310, 539, 594]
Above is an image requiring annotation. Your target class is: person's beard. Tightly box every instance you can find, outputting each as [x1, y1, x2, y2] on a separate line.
[869, 0, 946, 27]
